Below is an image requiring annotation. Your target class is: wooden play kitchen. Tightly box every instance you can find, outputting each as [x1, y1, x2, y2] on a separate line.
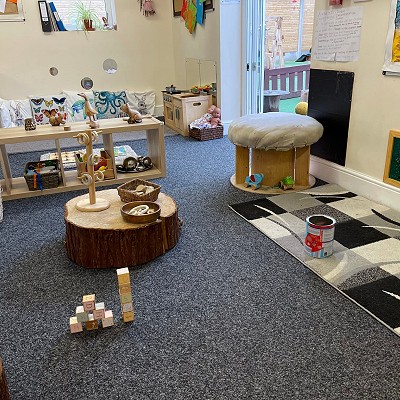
[163, 92, 212, 136]
[64, 189, 181, 268]
[0, 117, 166, 200]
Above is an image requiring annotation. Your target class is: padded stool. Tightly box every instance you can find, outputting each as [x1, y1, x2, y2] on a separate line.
[228, 112, 323, 191]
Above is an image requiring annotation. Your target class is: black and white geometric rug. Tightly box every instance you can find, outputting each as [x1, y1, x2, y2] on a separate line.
[230, 184, 400, 337]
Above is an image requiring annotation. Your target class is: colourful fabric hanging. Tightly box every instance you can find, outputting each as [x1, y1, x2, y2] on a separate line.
[196, 0, 204, 25]
[185, 0, 197, 34]
[181, 0, 189, 19]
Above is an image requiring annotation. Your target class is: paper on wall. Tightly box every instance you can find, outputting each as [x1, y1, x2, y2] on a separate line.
[314, 6, 363, 62]
[0, 0, 6, 13]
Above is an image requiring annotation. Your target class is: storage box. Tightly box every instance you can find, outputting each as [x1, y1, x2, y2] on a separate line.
[189, 125, 224, 141]
[24, 160, 61, 191]
[75, 150, 115, 180]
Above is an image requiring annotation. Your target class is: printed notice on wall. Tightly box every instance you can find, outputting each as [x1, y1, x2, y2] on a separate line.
[314, 7, 363, 62]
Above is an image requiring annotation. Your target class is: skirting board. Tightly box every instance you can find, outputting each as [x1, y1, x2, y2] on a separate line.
[310, 155, 400, 213]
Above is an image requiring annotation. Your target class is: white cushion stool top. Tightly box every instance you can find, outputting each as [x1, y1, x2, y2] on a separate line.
[228, 112, 323, 191]
[228, 112, 323, 151]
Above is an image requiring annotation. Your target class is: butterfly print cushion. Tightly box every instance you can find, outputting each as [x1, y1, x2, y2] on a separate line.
[29, 95, 67, 125]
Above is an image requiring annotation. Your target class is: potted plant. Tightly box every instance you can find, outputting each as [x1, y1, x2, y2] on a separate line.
[70, 1, 102, 31]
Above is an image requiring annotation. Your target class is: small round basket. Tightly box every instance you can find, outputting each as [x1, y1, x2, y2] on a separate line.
[117, 179, 161, 203]
[120, 201, 161, 224]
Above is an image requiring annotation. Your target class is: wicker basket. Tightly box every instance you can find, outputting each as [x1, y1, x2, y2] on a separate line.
[117, 179, 161, 203]
[24, 160, 61, 191]
[189, 125, 224, 141]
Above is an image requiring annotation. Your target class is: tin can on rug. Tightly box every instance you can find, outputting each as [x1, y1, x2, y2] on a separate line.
[304, 215, 336, 258]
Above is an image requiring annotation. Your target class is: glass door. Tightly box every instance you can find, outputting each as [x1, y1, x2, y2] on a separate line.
[243, 0, 266, 115]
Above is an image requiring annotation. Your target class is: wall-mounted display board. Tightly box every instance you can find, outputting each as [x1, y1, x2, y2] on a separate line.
[383, 0, 400, 75]
[0, 0, 24, 21]
[383, 130, 400, 188]
[308, 69, 354, 166]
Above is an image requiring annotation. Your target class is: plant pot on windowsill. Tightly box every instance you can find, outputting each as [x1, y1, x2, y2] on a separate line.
[83, 19, 95, 31]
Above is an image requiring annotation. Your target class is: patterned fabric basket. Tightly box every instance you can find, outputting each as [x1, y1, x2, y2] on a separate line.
[117, 179, 161, 203]
[24, 160, 61, 191]
[189, 125, 224, 141]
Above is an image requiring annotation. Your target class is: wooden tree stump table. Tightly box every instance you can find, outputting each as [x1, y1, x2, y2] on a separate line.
[0, 357, 11, 400]
[64, 189, 181, 269]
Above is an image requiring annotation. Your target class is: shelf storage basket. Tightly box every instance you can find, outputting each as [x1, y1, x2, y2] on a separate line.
[24, 160, 62, 191]
[189, 125, 224, 141]
[117, 178, 161, 203]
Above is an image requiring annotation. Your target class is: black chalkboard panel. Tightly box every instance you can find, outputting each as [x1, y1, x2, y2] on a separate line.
[308, 69, 354, 166]
[384, 130, 400, 189]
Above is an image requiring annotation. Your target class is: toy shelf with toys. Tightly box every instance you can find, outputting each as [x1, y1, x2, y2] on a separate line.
[0, 117, 166, 200]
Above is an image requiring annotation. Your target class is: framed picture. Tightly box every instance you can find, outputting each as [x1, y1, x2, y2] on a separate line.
[0, 0, 25, 21]
[173, 0, 214, 17]
[383, 130, 400, 188]
[383, 0, 400, 74]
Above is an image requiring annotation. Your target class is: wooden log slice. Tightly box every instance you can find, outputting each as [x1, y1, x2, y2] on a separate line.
[64, 190, 181, 268]
[0, 358, 10, 400]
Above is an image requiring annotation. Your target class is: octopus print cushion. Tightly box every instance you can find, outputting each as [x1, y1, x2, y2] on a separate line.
[29, 95, 67, 125]
[93, 90, 127, 120]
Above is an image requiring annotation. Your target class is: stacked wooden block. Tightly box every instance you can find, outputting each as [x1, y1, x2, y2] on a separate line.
[69, 294, 114, 333]
[117, 268, 134, 323]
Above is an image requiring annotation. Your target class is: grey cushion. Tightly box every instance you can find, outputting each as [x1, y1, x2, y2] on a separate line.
[228, 112, 323, 151]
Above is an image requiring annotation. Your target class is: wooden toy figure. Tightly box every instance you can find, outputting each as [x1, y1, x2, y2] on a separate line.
[78, 93, 99, 129]
[120, 104, 143, 124]
[244, 173, 264, 190]
[73, 129, 110, 212]
[279, 176, 295, 190]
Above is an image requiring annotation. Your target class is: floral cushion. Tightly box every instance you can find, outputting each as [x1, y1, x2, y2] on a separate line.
[126, 91, 155, 115]
[62, 90, 95, 122]
[93, 90, 127, 120]
[29, 95, 67, 125]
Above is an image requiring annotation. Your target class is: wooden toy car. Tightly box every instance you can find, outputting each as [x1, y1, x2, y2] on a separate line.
[244, 173, 264, 190]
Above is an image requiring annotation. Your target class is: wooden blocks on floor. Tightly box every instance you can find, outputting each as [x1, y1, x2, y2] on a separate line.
[116, 267, 134, 323]
[70, 294, 114, 334]
[69, 268, 136, 333]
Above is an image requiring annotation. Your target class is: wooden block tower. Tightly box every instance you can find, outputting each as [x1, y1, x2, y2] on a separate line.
[69, 294, 114, 333]
[116, 267, 134, 322]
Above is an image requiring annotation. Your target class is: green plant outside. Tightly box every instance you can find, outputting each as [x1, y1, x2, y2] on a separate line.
[70, 1, 103, 31]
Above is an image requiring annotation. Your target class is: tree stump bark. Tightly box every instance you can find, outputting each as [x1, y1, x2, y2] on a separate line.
[0, 358, 11, 400]
[64, 190, 181, 268]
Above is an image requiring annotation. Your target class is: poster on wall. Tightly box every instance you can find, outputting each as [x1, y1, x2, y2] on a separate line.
[383, 0, 400, 74]
[0, 0, 24, 21]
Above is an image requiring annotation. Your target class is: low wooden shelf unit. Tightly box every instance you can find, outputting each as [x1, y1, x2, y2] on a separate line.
[0, 117, 166, 200]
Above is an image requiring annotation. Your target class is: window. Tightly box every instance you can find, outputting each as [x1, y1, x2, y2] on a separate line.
[52, 0, 117, 31]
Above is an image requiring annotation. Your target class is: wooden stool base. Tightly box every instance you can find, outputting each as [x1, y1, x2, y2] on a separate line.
[230, 174, 316, 194]
[75, 198, 111, 212]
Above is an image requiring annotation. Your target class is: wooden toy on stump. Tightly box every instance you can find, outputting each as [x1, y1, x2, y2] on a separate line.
[73, 129, 110, 212]
[116, 267, 134, 322]
[69, 294, 114, 333]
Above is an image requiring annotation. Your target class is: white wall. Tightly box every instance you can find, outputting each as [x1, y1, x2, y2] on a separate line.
[310, 0, 400, 210]
[0, 0, 175, 111]
[171, 3, 220, 91]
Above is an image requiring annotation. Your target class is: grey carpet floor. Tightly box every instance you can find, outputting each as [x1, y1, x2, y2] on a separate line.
[1, 135, 400, 400]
